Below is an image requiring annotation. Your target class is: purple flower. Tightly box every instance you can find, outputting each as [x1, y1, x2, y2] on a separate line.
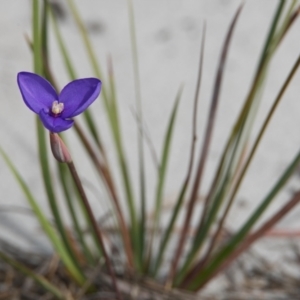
[17, 72, 101, 133]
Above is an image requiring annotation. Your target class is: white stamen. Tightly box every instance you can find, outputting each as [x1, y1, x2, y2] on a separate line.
[51, 101, 64, 115]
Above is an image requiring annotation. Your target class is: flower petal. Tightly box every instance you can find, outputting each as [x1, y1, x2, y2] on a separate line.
[17, 72, 58, 114]
[39, 110, 74, 133]
[59, 78, 101, 118]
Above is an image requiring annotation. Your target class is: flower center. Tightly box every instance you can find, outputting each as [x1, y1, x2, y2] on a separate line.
[51, 101, 64, 116]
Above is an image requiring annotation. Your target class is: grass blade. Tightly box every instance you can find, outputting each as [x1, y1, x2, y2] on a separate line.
[107, 59, 138, 268]
[51, 12, 134, 263]
[153, 90, 182, 242]
[146, 86, 183, 272]
[33, 1, 85, 283]
[127, 0, 146, 268]
[49, 6, 76, 79]
[152, 25, 206, 277]
[66, 0, 107, 99]
[74, 122, 134, 267]
[66, 0, 138, 267]
[50, 6, 105, 155]
[32, 0, 42, 75]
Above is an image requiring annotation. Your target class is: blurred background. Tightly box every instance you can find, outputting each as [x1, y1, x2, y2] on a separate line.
[1, 1, 300, 275]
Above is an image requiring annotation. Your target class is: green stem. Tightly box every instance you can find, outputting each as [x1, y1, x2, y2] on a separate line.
[127, 0, 145, 269]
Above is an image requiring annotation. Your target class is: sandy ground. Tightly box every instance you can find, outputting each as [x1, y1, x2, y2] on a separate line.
[1, 0, 300, 293]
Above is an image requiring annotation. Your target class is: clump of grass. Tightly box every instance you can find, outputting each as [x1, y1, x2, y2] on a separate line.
[1, 1, 300, 299]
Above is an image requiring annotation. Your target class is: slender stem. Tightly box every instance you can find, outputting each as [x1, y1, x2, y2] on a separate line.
[74, 122, 134, 268]
[32, 0, 42, 75]
[153, 24, 205, 279]
[67, 161, 122, 300]
[127, 0, 146, 268]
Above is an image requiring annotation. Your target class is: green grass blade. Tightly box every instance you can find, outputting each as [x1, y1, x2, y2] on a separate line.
[0, 251, 65, 299]
[51, 5, 133, 265]
[41, 0, 54, 82]
[61, 1, 136, 264]
[226, 1, 286, 146]
[66, 0, 138, 267]
[151, 181, 187, 277]
[107, 59, 138, 267]
[146, 87, 183, 271]
[21, 1, 86, 283]
[0, 147, 85, 284]
[154, 88, 182, 221]
[272, 0, 297, 44]
[256, 0, 285, 72]
[66, 0, 102, 78]
[34, 2, 86, 281]
[32, 0, 42, 74]
[127, 0, 146, 267]
[50, 7, 105, 155]
[152, 25, 206, 277]
[212, 0, 286, 179]
[49, 7, 76, 79]
[66, 0, 108, 100]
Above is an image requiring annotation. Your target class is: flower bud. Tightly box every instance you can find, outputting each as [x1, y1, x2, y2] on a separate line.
[49, 132, 72, 163]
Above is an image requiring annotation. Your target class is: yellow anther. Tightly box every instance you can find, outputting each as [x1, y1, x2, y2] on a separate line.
[51, 101, 64, 115]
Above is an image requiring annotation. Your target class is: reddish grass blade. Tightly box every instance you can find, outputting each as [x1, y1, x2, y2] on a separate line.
[167, 4, 243, 285]
[74, 122, 134, 269]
